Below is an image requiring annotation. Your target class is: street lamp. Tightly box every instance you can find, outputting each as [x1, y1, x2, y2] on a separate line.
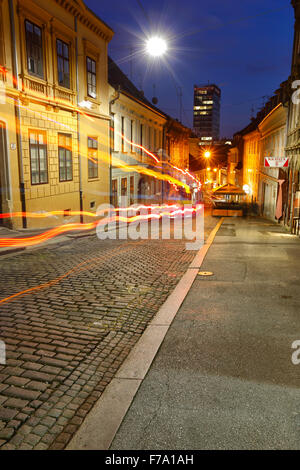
[204, 150, 211, 159]
[146, 37, 167, 57]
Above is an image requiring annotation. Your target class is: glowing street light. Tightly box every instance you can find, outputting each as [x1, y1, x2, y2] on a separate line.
[204, 151, 211, 159]
[146, 37, 168, 57]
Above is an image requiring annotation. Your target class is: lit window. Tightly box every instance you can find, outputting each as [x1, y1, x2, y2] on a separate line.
[88, 136, 98, 179]
[86, 56, 96, 98]
[121, 177, 127, 196]
[29, 130, 48, 184]
[112, 179, 118, 207]
[58, 133, 72, 181]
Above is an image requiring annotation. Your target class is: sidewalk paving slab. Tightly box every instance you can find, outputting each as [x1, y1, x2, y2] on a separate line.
[109, 217, 300, 450]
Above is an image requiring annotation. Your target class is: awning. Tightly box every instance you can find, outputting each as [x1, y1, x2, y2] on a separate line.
[212, 183, 246, 195]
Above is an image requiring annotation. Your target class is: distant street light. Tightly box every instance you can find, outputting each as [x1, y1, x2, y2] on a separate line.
[204, 151, 211, 159]
[146, 37, 167, 57]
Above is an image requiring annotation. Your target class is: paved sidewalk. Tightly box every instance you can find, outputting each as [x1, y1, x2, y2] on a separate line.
[110, 217, 300, 450]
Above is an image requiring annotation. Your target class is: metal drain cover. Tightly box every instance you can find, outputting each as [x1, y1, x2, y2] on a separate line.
[198, 271, 214, 276]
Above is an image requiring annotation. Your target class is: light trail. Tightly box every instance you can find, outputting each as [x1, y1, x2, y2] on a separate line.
[115, 130, 160, 163]
[0, 242, 143, 306]
[2, 70, 201, 193]
[0, 206, 203, 248]
[0, 204, 182, 220]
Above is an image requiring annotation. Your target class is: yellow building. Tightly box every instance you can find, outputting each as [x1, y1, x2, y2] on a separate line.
[0, 0, 113, 229]
[243, 129, 261, 203]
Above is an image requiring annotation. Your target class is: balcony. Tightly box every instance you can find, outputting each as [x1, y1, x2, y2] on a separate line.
[54, 86, 76, 106]
[24, 76, 48, 96]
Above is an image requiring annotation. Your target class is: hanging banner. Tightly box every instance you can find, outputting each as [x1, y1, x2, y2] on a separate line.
[264, 157, 289, 168]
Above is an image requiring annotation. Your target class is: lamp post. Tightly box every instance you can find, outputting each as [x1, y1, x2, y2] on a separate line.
[144, 36, 168, 203]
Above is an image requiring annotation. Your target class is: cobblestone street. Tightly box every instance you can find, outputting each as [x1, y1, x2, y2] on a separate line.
[0, 213, 216, 450]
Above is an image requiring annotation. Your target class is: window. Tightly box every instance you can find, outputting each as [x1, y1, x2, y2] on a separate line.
[86, 56, 96, 98]
[130, 120, 134, 152]
[58, 133, 72, 181]
[25, 20, 43, 78]
[130, 176, 134, 205]
[0, 12, 4, 68]
[121, 177, 127, 197]
[112, 179, 118, 207]
[148, 127, 151, 150]
[29, 130, 48, 184]
[121, 116, 125, 152]
[140, 124, 143, 155]
[57, 39, 70, 88]
[88, 137, 98, 179]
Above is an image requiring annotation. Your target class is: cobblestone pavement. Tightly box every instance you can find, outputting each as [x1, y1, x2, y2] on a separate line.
[0, 214, 217, 450]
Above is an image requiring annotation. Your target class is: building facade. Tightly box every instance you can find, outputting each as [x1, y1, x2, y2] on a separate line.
[193, 84, 221, 144]
[258, 104, 288, 221]
[0, 0, 113, 229]
[230, 88, 288, 221]
[109, 57, 166, 207]
[284, 0, 300, 228]
[109, 57, 192, 207]
[242, 129, 261, 204]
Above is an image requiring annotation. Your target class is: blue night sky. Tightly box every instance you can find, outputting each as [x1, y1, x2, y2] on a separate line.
[85, 0, 293, 138]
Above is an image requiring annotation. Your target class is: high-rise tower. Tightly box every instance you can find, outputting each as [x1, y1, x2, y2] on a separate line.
[193, 84, 221, 144]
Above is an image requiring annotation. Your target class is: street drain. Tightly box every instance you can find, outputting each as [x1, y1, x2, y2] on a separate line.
[281, 295, 292, 299]
[198, 271, 214, 276]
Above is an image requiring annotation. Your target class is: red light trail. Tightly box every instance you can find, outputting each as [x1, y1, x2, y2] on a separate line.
[0, 206, 202, 248]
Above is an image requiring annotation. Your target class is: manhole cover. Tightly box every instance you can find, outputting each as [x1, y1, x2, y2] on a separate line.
[198, 271, 214, 276]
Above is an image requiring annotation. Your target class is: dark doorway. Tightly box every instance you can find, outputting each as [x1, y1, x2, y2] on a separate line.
[0, 120, 8, 225]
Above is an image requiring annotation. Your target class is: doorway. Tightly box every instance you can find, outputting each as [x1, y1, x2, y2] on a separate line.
[0, 120, 8, 224]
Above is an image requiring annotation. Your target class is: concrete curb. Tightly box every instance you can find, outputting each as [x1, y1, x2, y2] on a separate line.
[66, 217, 224, 450]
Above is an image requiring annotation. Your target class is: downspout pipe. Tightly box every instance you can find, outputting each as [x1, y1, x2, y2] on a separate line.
[162, 124, 167, 204]
[9, 0, 26, 228]
[74, 16, 83, 223]
[109, 86, 120, 205]
[283, 89, 292, 228]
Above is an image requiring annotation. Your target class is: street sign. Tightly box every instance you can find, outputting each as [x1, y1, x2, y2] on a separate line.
[264, 157, 289, 168]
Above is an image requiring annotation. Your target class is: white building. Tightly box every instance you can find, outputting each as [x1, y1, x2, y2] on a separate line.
[258, 103, 288, 221]
[108, 57, 166, 207]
